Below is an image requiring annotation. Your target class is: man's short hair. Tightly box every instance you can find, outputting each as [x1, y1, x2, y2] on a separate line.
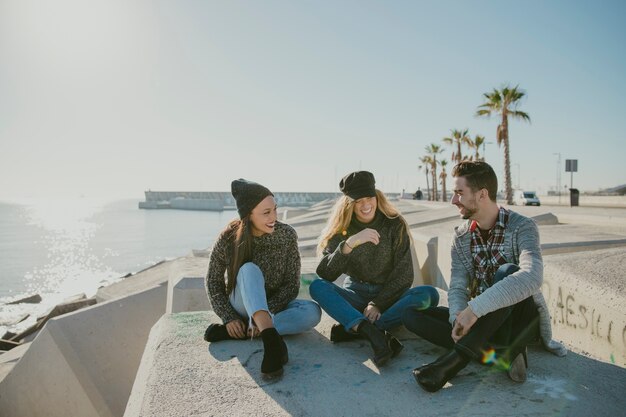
[451, 161, 498, 202]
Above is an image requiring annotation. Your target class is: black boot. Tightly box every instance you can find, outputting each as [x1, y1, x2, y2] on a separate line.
[413, 350, 469, 392]
[506, 347, 528, 383]
[357, 321, 393, 367]
[386, 332, 404, 357]
[260, 328, 289, 379]
[204, 323, 233, 342]
[330, 323, 361, 342]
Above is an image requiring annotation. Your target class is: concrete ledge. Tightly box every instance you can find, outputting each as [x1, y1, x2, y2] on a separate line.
[542, 247, 626, 367]
[411, 232, 441, 288]
[0, 284, 167, 417]
[542, 238, 626, 255]
[125, 311, 626, 417]
[165, 257, 210, 313]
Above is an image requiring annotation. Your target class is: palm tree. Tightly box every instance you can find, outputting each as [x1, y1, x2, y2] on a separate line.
[443, 129, 471, 164]
[419, 156, 432, 200]
[469, 135, 486, 161]
[439, 159, 448, 202]
[425, 143, 443, 201]
[476, 85, 530, 204]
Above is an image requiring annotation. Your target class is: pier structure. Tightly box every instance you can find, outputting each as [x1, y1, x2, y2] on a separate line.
[138, 191, 348, 211]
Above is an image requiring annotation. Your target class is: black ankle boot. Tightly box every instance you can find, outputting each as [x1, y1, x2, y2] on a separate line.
[413, 350, 469, 392]
[357, 321, 393, 367]
[330, 323, 360, 343]
[203, 323, 233, 342]
[386, 332, 404, 357]
[507, 347, 528, 383]
[260, 328, 288, 379]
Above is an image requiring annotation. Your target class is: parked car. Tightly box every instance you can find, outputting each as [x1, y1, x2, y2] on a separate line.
[513, 190, 541, 206]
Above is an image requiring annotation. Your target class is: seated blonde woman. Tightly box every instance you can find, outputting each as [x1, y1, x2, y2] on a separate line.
[309, 171, 439, 367]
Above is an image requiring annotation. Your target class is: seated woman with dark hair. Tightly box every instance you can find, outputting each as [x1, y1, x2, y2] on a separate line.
[204, 179, 321, 379]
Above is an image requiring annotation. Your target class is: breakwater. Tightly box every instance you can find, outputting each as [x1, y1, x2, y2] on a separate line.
[138, 191, 342, 211]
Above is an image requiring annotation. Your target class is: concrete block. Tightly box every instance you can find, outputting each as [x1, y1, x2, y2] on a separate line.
[532, 212, 559, 225]
[0, 284, 167, 417]
[166, 258, 211, 314]
[125, 311, 626, 417]
[411, 232, 436, 287]
[542, 248, 626, 367]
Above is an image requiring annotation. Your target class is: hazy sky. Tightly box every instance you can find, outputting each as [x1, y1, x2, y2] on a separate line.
[1, 0, 624, 200]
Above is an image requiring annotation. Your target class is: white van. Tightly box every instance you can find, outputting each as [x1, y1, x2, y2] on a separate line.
[513, 190, 541, 206]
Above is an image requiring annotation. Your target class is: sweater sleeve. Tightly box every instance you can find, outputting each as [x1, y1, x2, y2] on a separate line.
[371, 225, 413, 311]
[448, 236, 471, 325]
[267, 227, 301, 313]
[468, 218, 543, 318]
[315, 234, 350, 281]
[205, 233, 241, 323]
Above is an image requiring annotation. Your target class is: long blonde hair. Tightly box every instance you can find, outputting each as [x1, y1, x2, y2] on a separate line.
[317, 189, 408, 255]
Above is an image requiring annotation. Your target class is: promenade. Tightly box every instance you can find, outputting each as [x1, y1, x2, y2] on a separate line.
[1, 199, 625, 417]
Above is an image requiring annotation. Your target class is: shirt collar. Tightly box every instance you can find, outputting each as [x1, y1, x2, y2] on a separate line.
[469, 206, 509, 233]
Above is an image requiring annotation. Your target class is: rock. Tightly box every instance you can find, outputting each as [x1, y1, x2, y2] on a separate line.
[1, 331, 17, 341]
[6, 294, 42, 305]
[0, 339, 20, 352]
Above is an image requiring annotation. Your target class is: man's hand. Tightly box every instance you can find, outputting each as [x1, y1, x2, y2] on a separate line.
[225, 319, 247, 339]
[363, 304, 381, 323]
[451, 306, 478, 343]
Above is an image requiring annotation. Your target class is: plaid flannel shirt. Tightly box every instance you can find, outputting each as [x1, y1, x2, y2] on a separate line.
[469, 207, 510, 298]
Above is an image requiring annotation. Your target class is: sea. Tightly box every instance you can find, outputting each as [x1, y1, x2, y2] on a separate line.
[0, 198, 237, 336]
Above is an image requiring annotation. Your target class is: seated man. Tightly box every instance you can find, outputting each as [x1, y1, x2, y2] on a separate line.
[402, 161, 566, 392]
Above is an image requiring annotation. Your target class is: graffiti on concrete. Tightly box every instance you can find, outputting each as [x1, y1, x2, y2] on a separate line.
[545, 283, 626, 354]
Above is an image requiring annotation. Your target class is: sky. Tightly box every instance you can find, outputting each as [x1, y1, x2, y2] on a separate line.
[1, 0, 624, 200]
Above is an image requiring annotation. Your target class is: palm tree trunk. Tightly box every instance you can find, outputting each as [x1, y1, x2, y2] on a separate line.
[424, 170, 430, 200]
[431, 170, 437, 201]
[441, 176, 447, 202]
[432, 161, 438, 201]
[457, 142, 461, 163]
[502, 114, 513, 204]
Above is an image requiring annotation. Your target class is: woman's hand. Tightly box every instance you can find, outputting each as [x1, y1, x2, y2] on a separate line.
[225, 319, 247, 339]
[363, 304, 381, 322]
[343, 228, 380, 254]
[247, 326, 260, 338]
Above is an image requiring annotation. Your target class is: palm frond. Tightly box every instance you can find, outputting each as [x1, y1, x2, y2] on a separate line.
[510, 110, 531, 122]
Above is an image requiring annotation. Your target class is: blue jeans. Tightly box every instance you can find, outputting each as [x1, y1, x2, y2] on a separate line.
[229, 262, 321, 335]
[309, 276, 439, 331]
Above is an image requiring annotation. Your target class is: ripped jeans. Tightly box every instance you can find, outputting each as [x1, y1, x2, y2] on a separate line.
[229, 262, 321, 335]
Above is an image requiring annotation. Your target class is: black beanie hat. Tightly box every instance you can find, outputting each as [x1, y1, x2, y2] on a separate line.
[339, 171, 376, 200]
[231, 179, 274, 219]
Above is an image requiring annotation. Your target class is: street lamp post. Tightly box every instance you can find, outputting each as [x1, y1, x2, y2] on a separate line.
[553, 153, 561, 204]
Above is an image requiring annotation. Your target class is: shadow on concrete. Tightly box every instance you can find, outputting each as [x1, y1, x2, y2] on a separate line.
[126, 312, 626, 417]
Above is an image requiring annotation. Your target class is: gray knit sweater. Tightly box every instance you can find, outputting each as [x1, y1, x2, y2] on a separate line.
[205, 221, 301, 323]
[449, 210, 567, 356]
[316, 212, 413, 311]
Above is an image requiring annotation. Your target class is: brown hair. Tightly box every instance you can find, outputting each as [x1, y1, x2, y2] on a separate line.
[222, 217, 254, 294]
[451, 161, 498, 202]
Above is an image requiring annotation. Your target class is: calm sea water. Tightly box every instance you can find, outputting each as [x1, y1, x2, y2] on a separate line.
[0, 198, 236, 334]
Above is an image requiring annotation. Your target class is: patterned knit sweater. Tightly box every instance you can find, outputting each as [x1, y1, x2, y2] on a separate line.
[205, 221, 301, 323]
[316, 212, 413, 311]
